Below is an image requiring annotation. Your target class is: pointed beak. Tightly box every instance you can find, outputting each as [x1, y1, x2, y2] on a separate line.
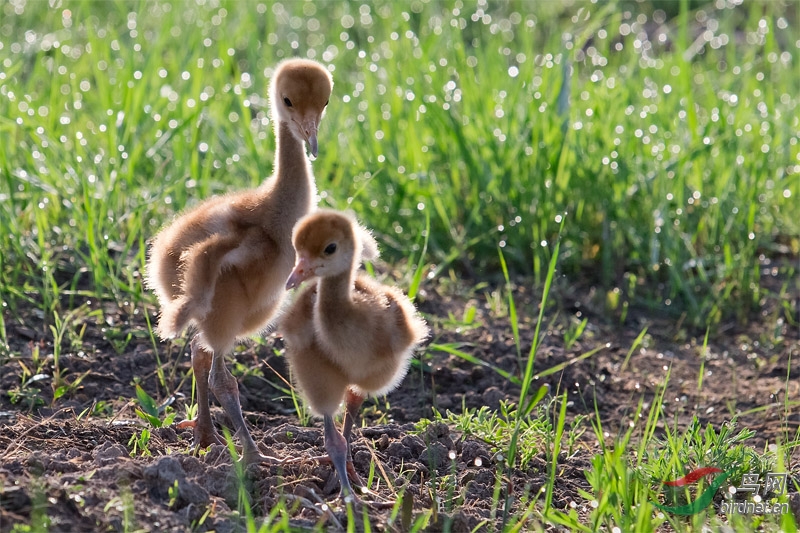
[286, 256, 314, 290]
[301, 118, 319, 158]
[307, 133, 318, 158]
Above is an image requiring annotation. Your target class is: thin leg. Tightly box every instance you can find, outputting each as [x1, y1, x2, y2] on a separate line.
[322, 411, 395, 509]
[341, 389, 365, 486]
[208, 351, 279, 464]
[292, 452, 364, 489]
[286, 389, 365, 487]
[176, 338, 224, 448]
[323, 413, 355, 499]
[341, 389, 365, 444]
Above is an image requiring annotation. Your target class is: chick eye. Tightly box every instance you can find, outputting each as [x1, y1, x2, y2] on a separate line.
[323, 243, 337, 255]
[283, 97, 292, 107]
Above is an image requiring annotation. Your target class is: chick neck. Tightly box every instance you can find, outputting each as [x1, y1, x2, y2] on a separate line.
[316, 261, 358, 313]
[269, 119, 316, 222]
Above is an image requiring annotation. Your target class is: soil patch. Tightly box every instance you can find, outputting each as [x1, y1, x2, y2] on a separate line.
[1, 276, 798, 531]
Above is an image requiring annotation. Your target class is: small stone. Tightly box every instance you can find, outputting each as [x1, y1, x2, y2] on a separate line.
[481, 386, 505, 409]
[92, 442, 128, 466]
[143, 456, 186, 485]
[419, 441, 449, 470]
[461, 440, 490, 466]
[436, 395, 454, 410]
[65, 447, 82, 460]
[423, 422, 454, 450]
[386, 441, 413, 460]
[353, 449, 371, 473]
[178, 480, 210, 506]
[400, 434, 426, 456]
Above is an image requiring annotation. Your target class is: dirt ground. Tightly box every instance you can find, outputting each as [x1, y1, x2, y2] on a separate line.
[1, 270, 798, 532]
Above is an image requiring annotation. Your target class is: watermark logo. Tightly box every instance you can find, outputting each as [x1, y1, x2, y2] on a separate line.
[720, 472, 788, 516]
[652, 467, 789, 516]
[652, 467, 731, 516]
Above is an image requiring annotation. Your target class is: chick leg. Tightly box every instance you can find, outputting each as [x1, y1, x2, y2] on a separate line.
[324, 413, 355, 499]
[323, 411, 394, 509]
[340, 389, 366, 486]
[296, 389, 365, 487]
[176, 338, 224, 448]
[341, 388, 365, 444]
[208, 352, 279, 464]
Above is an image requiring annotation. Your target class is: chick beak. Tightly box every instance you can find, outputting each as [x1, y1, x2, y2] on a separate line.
[301, 119, 319, 158]
[307, 133, 318, 158]
[286, 256, 314, 290]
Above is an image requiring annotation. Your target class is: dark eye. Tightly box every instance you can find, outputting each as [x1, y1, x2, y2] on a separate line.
[283, 97, 292, 107]
[324, 99, 329, 107]
[323, 243, 337, 255]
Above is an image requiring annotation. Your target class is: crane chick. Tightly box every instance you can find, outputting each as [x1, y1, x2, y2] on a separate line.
[146, 59, 333, 464]
[281, 209, 429, 500]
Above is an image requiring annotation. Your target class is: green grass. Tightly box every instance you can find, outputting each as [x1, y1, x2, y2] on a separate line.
[1, 0, 797, 328]
[1, 1, 798, 532]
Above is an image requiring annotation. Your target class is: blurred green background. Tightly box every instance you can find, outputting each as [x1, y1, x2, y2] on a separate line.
[1, 0, 797, 329]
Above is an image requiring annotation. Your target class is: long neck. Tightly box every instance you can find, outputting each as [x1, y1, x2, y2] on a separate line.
[317, 270, 354, 317]
[268, 120, 315, 225]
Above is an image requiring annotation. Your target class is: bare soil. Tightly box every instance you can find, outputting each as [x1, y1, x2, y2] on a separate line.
[1, 272, 798, 532]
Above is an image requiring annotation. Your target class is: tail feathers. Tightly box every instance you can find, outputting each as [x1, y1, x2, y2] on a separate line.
[156, 296, 206, 339]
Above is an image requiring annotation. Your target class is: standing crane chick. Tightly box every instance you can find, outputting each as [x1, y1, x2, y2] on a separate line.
[145, 59, 333, 464]
[281, 210, 429, 500]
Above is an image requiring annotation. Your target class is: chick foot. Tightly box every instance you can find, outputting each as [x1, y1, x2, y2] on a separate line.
[176, 417, 225, 449]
